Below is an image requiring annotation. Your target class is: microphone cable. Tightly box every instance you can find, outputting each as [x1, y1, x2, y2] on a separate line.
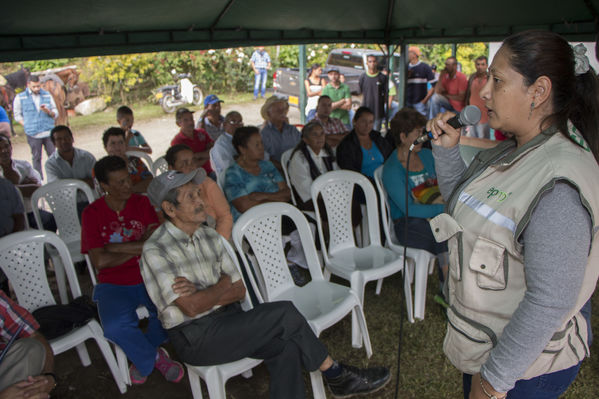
[393, 145, 414, 399]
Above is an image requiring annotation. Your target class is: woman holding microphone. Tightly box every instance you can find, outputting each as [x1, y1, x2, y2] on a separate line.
[427, 30, 599, 399]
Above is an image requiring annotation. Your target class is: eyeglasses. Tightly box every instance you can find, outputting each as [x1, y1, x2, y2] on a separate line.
[227, 120, 243, 125]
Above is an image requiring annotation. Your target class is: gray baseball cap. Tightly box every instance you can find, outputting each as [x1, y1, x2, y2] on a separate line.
[147, 168, 206, 207]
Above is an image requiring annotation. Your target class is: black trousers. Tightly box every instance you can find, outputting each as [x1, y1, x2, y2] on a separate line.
[168, 301, 328, 399]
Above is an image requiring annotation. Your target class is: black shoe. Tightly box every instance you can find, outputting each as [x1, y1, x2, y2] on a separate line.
[325, 364, 390, 398]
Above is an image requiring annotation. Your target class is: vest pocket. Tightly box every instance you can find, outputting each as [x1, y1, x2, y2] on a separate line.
[468, 236, 507, 290]
[430, 213, 464, 280]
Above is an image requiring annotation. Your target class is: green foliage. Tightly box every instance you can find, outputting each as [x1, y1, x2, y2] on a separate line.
[21, 58, 73, 72]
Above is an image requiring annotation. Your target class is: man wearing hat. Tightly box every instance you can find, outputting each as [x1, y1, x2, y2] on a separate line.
[196, 94, 225, 141]
[171, 108, 215, 179]
[321, 68, 352, 127]
[260, 95, 301, 164]
[141, 170, 391, 398]
[405, 46, 436, 117]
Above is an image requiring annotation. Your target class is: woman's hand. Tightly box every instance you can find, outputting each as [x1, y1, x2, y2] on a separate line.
[426, 111, 461, 148]
[469, 373, 506, 399]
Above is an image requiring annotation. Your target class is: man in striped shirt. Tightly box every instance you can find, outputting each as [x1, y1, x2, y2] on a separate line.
[405, 46, 436, 116]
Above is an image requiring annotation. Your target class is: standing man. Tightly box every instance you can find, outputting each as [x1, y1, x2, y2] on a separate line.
[13, 75, 58, 179]
[465, 56, 490, 138]
[250, 46, 271, 100]
[321, 68, 352, 128]
[428, 56, 468, 119]
[405, 46, 436, 116]
[358, 55, 387, 131]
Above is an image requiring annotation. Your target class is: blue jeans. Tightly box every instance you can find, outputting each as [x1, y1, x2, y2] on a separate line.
[429, 93, 458, 119]
[93, 283, 168, 376]
[254, 68, 267, 98]
[406, 101, 428, 117]
[463, 362, 582, 399]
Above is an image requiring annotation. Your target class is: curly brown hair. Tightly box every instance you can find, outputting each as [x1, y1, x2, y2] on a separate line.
[390, 108, 427, 146]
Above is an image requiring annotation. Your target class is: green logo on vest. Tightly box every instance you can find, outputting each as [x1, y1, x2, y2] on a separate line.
[568, 121, 591, 151]
[487, 187, 511, 202]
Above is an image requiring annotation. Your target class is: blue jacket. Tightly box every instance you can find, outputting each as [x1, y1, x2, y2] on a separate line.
[17, 89, 55, 136]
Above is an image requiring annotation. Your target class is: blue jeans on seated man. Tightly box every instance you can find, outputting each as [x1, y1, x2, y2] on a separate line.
[462, 362, 582, 399]
[254, 69, 268, 99]
[406, 101, 428, 117]
[93, 283, 168, 377]
[428, 93, 458, 119]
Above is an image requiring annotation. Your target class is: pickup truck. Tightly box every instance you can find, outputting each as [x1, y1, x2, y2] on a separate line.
[273, 48, 401, 109]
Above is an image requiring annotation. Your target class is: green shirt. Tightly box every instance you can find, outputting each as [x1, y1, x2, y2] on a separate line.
[322, 83, 351, 125]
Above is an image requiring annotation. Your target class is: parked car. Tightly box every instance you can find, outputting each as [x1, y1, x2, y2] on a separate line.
[273, 48, 401, 110]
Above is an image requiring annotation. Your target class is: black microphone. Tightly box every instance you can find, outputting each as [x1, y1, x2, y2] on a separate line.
[413, 105, 482, 145]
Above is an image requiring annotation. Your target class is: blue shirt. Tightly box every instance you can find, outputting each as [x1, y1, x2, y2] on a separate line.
[260, 122, 301, 163]
[382, 148, 444, 220]
[0, 106, 9, 123]
[128, 130, 148, 148]
[223, 160, 283, 221]
[360, 143, 384, 178]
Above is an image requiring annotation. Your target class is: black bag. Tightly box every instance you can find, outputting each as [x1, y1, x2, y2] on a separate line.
[32, 295, 99, 340]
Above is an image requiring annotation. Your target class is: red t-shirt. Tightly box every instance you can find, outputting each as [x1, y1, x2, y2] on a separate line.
[81, 194, 158, 286]
[468, 75, 489, 124]
[441, 71, 468, 112]
[171, 129, 214, 174]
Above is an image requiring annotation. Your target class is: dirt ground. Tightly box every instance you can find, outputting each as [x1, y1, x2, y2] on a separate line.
[11, 98, 302, 180]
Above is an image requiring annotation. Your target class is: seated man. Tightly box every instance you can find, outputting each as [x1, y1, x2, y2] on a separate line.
[311, 95, 348, 148]
[0, 135, 56, 231]
[260, 96, 301, 165]
[428, 56, 468, 119]
[116, 105, 153, 155]
[81, 156, 183, 385]
[0, 177, 25, 238]
[196, 94, 225, 141]
[141, 170, 390, 398]
[102, 127, 153, 193]
[171, 108, 215, 179]
[0, 290, 56, 398]
[45, 125, 96, 216]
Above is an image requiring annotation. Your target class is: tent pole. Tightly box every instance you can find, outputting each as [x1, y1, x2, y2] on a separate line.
[398, 40, 406, 110]
[299, 44, 307, 124]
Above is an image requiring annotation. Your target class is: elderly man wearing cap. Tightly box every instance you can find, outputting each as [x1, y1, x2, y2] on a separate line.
[196, 94, 225, 141]
[80, 155, 185, 385]
[405, 46, 436, 117]
[321, 68, 352, 127]
[141, 170, 390, 398]
[171, 108, 215, 179]
[260, 95, 301, 165]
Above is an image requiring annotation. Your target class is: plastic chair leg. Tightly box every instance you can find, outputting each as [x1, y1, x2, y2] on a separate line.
[51, 255, 69, 305]
[309, 370, 327, 399]
[115, 345, 131, 385]
[75, 342, 91, 366]
[403, 268, 415, 323]
[241, 369, 253, 378]
[354, 304, 373, 358]
[350, 274, 366, 349]
[414, 255, 431, 320]
[187, 367, 204, 399]
[95, 337, 128, 394]
[205, 368, 226, 399]
[375, 278, 383, 295]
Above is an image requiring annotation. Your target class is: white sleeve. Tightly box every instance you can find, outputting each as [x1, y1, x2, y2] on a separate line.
[287, 152, 312, 203]
[13, 96, 23, 123]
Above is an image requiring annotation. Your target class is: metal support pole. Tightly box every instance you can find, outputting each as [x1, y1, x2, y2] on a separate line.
[398, 41, 406, 109]
[451, 43, 457, 57]
[298, 44, 307, 124]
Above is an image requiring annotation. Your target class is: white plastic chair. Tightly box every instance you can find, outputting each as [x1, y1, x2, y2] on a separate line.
[31, 179, 97, 302]
[0, 230, 126, 394]
[234, 203, 365, 399]
[311, 170, 410, 340]
[185, 238, 263, 399]
[15, 188, 30, 229]
[373, 166, 436, 321]
[152, 156, 169, 176]
[126, 150, 154, 175]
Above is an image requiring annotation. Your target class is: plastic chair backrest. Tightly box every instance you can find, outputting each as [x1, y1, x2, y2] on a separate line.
[126, 151, 154, 175]
[311, 170, 381, 256]
[0, 230, 82, 311]
[152, 156, 169, 176]
[279, 148, 298, 206]
[31, 179, 95, 243]
[373, 166, 397, 245]
[217, 169, 228, 191]
[220, 236, 253, 311]
[233, 202, 323, 301]
[15, 187, 29, 229]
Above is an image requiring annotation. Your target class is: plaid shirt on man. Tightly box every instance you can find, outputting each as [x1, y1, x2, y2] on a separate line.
[313, 115, 347, 135]
[140, 222, 241, 329]
[0, 290, 39, 350]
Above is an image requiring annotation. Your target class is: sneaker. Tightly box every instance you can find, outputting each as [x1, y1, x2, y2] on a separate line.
[325, 364, 390, 398]
[129, 364, 148, 385]
[289, 264, 307, 287]
[155, 347, 184, 383]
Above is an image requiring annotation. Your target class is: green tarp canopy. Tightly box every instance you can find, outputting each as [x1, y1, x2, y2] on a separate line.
[1, 0, 598, 61]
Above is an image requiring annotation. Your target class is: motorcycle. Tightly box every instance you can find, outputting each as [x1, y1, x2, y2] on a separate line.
[154, 70, 203, 113]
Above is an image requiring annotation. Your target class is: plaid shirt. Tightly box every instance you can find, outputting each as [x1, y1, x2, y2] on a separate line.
[313, 115, 347, 135]
[140, 222, 241, 329]
[0, 290, 39, 350]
